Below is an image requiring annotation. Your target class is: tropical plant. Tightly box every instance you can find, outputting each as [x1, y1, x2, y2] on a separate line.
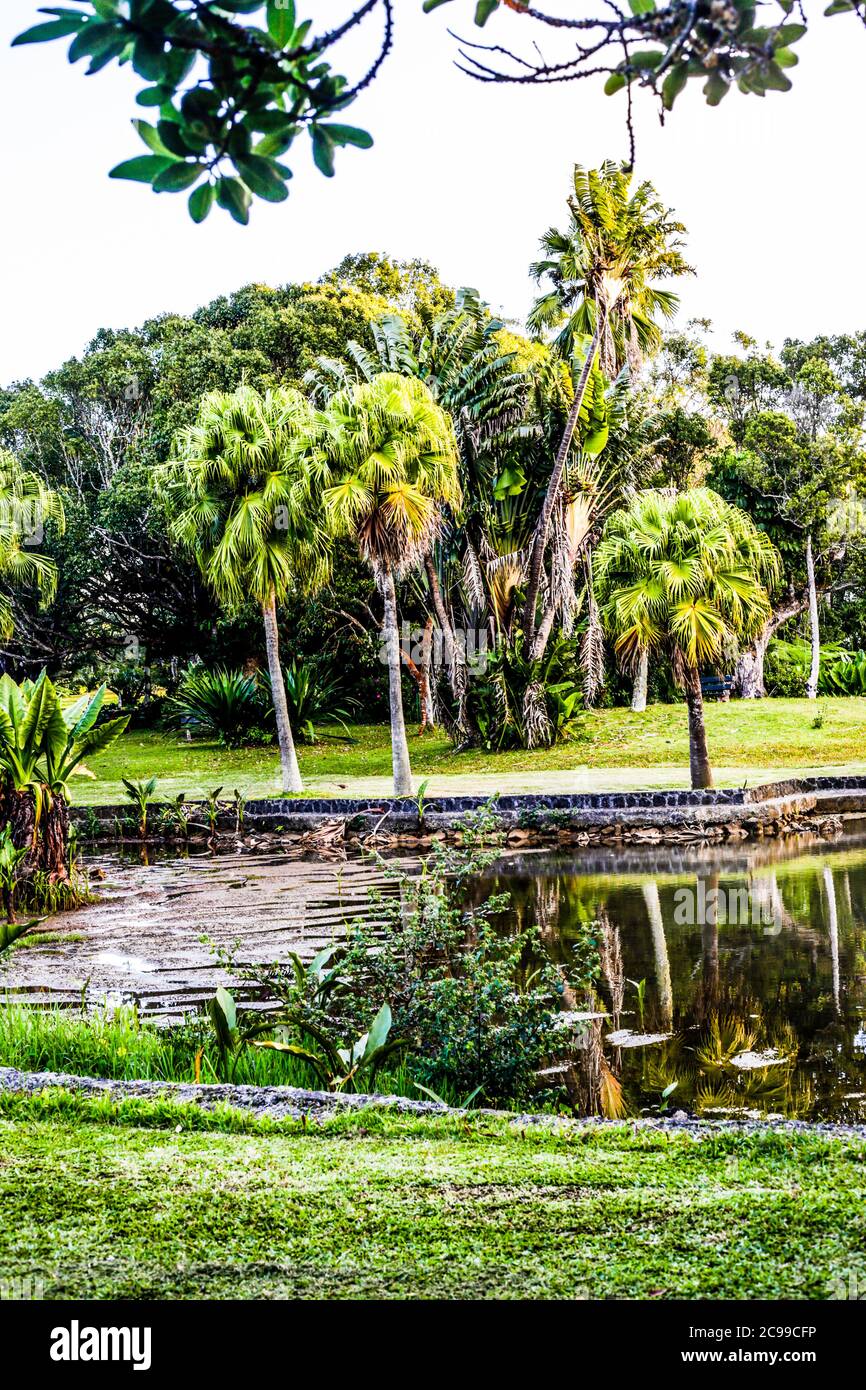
[307, 373, 460, 794]
[261, 656, 359, 744]
[524, 162, 691, 659]
[155, 385, 330, 792]
[258, 1001, 409, 1093]
[596, 488, 780, 788]
[467, 631, 584, 750]
[0, 824, 30, 925]
[121, 776, 158, 839]
[170, 666, 261, 748]
[0, 448, 65, 638]
[0, 675, 129, 880]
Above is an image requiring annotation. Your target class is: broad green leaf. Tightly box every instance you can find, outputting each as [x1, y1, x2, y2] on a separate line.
[366, 1002, 392, 1056]
[109, 155, 173, 183]
[311, 126, 335, 177]
[318, 124, 373, 149]
[604, 72, 627, 95]
[153, 162, 202, 192]
[188, 182, 216, 223]
[703, 71, 730, 106]
[628, 0, 656, 12]
[474, 0, 499, 24]
[234, 154, 289, 202]
[266, 0, 296, 46]
[662, 61, 688, 110]
[630, 49, 665, 69]
[132, 119, 172, 155]
[216, 176, 252, 224]
[12, 18, 85, 46]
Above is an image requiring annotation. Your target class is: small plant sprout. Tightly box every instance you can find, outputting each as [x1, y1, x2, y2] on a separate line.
[233, 788, 247, 837]
[629, 977, 647, 1029]
[205, 787, 225, 841]
[121, 776, 159, 839]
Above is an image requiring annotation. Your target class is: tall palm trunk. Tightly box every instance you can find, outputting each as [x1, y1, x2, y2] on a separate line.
[262, 586, 303, 794]
[683, 662, 713, 789]
[631, 651, 648, 711]
[523, 320, 603, 655]
[380, 567, 413, 796]
[805, 532, 820, 700]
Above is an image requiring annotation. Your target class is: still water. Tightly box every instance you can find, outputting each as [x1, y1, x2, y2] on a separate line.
[490, 822, 866, 1123]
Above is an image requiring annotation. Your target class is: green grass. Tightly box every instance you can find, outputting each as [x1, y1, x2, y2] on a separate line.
[75, 697, 866, 804]
[0, 1004, 418, 1097]
[0, 1088, 864, 1299]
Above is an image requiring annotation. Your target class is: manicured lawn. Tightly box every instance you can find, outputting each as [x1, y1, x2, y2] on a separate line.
[75, 696, 866, 803]
[0, 1091, 863, 1299]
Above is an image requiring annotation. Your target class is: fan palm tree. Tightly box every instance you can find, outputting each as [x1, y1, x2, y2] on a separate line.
[307, 373, 460, 795]
[155, 385, 329, 794]
[595, 489, 780, 789]
[524, 161, 691, 656]
[0, 448, 65, 637]
[305, 290, 528, 730]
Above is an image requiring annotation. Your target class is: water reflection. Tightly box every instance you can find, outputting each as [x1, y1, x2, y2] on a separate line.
[489, 821, 866, 1123]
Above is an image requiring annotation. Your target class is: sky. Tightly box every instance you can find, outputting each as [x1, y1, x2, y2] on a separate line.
[1, 1, 865, 385]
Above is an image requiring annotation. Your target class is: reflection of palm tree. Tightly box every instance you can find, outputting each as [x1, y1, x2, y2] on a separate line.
[642, 879, 672, 1028]
[700, 873, 720, 1018]
[823, 865, 841, 1016]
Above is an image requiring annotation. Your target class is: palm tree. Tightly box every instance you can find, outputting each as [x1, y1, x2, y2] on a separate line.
[305, 289, 528, 732]
[0, 448, 65, 637]
[524, 162, 691, 656]
[307, 373, 460, 795]
[155, 385, 328, 794]
[595, 489, 780, 789]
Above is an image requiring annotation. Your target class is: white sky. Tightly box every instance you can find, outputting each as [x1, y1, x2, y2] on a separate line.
[1, 1, 865, 385]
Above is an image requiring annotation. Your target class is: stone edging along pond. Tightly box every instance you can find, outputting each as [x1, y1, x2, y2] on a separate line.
[4, 1066, 866, 1140]
[73, 775, 866, 848]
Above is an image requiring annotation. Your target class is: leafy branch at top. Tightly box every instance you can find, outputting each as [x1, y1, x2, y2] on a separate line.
[13, 1, 866, 215]
[12, 0, 392, 223]
[427, 0, 865, 167]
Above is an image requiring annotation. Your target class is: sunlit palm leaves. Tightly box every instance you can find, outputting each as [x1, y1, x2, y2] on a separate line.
[0, 448, 65, 638]
[528, 161, 691, 375]
[155, 385, 329, 607]
[310, 374, 461, 575]
[595, 488, 780, 675]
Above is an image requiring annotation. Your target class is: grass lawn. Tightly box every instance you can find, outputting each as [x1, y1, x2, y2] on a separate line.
[0, 1091, 864, 1299]
[76, 696, 866, 804]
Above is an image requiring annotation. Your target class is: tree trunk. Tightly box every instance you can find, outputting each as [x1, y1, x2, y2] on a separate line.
[683, 663, 714, 789]
[424, 551, 478, 744]
[262, 586, 303, 794]
[631, 651, 648, 712]
[380, 567, 413, 796]
[805, 533, 820, 700]
[41, 797, 70, 882]
[400, 616, 435, 734]
[523, 322, 603, 654]
[733, 591, 809, 698]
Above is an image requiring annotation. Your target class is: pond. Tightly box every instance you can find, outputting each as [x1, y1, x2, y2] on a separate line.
[488, 821, 866, 1124]
[4, 823, 866, 1122]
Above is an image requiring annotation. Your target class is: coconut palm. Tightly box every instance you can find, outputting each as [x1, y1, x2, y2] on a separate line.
[155, 385, 329, 794]
[307, 373, 460, 795]
[0, 448, 65, 637]
[524, 162, 691, 656]
[595, 489, 780, 789]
